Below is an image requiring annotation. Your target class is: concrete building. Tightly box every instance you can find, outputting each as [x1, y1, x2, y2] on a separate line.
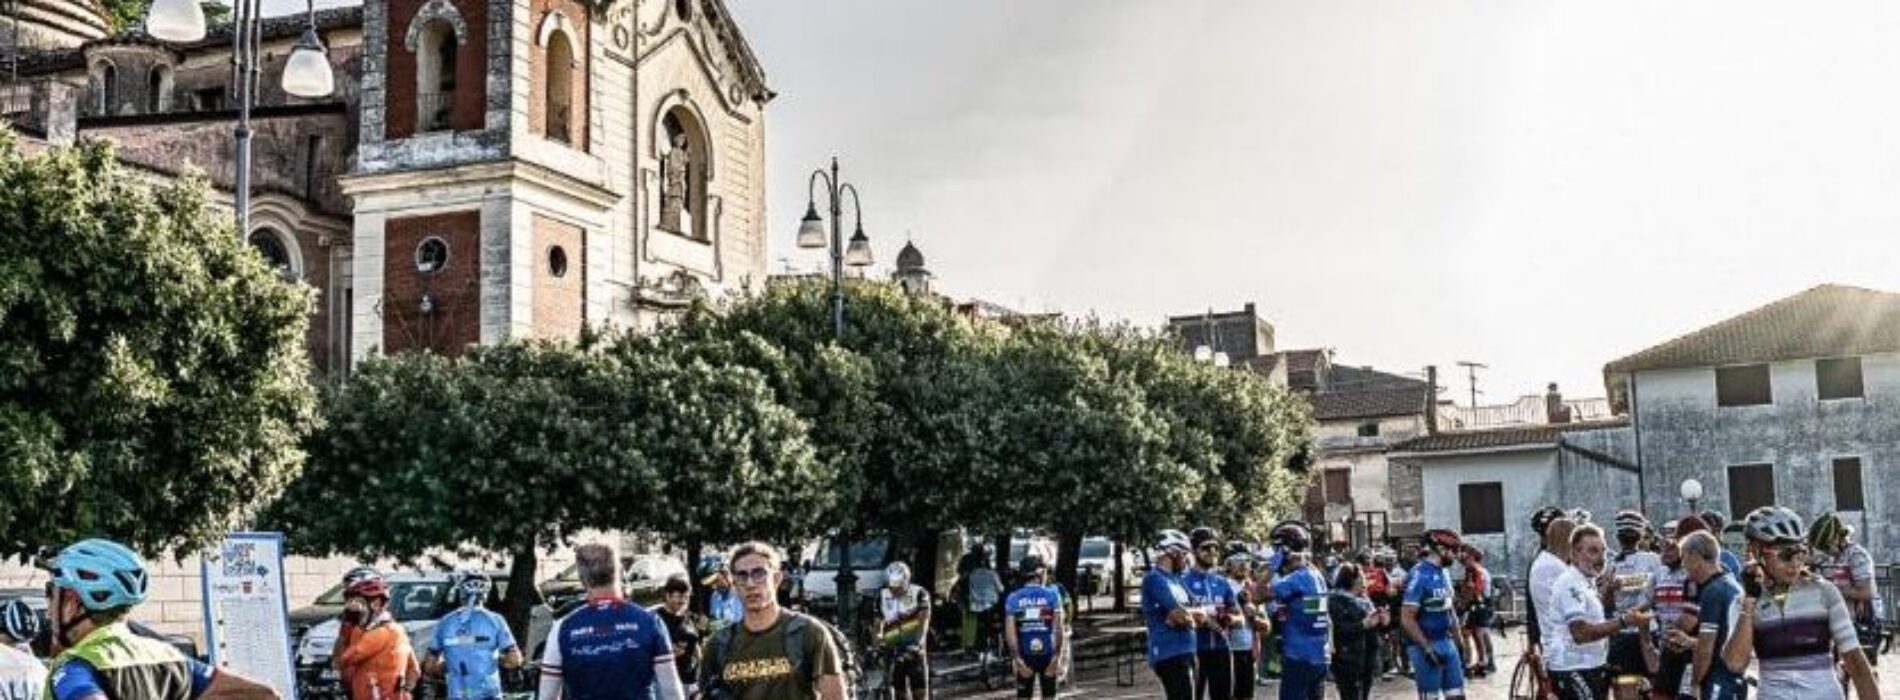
[1388, 419, 1638, 578]
[1604, 283, 1900, 560]
[4, 0, 773, 372]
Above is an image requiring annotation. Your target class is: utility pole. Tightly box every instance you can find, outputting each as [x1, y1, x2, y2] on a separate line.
[1456, 360, 1487, 409]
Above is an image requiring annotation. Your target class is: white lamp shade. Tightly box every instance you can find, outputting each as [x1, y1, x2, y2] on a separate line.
[281, 33, 335, 98]
[1213, 352, 1231, 368]
[146, 0, 207, 42]
[844, 229, 873, 267]
[796, 213, 826, 249]
[1679, 478, 1704, 501]
[1193, 346, 1213, 362]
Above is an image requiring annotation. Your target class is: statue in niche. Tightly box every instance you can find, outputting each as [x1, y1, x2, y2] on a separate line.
[659, 125, 692, 235]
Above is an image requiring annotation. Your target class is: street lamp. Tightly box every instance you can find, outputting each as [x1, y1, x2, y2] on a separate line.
[1680, 478, 1704, 516]
[1194, 308, 1230, 368]
[146, 0, 335, 240]
[796, 156, 872, 639]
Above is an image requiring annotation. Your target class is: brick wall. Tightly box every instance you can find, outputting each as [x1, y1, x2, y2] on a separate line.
[525, 0, 588, 150]
[382, 211, 482, 355]
[531, 214, 585, 339]
[384, 0, 487, 139]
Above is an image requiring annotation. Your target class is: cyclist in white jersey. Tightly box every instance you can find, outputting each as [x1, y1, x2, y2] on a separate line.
[1721, 507, 1879, 700]
[0, 599, 44, 700]
[1606, 511, 1665, 699]
[1810, 512, 1883, 667]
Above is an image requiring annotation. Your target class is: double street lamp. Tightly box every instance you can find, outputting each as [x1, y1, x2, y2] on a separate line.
[796, 156, 872, 640]
[146, 0, 336, 239]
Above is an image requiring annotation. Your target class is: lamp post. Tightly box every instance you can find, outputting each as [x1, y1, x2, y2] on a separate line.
[1193, 308, 1230, 368]
[146, 0, 336, 240]
[1680, 478, 1703, 517]
[795, 156, 872, 638]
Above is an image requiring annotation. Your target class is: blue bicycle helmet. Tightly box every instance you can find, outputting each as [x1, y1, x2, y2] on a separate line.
[48, 539, 149, 611]
[455, 570, 492, 606]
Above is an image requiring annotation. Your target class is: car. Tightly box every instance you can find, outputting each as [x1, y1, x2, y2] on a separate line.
[0, 589, 201, 661]
[539, 553, 688, 614]
[1076, 536, 1140, 595]
[292, 572, 552, 700]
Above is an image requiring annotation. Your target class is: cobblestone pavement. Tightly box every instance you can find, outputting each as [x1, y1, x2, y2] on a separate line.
[950, 627, 1900, 698]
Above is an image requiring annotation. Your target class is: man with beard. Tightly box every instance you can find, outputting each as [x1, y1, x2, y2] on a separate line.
[1549, 525, 1654, 700]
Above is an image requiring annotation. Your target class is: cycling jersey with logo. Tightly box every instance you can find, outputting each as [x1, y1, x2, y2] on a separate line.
[541, 597, 675, 700]
[1403, 560, 1457, 641]
[1140, 568, 1197, 665]
[1271, 565, 1330, 665]
[1752, 578, 1859, 700]
[1696, 572, 1747, 700]
[0, 645, 43, 700]
[48, 623, 214, 700]
[1814, 545, 1880, 622]
[878, 585, 930, 649]
[1005, 584, 1063, 663]
[1548, 566, 1609, 673]
[1184, 568, 1238, 652]
[1224, 576, 1255, 651]
[428, 605, 519, 700]
[1653, 565, 1698, 630]
[1608, 550, 1664, 615]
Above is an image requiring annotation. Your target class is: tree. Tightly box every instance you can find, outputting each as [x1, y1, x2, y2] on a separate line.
[268, 342, 648, 635]
[0, 134, 317, 559]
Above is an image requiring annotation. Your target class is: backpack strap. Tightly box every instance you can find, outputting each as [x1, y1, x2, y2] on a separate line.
[702, 623, 737, 695]
[783, 612, 811, 689]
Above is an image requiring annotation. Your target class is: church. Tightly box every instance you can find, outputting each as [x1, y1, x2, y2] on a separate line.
[0, 0, 773, 373]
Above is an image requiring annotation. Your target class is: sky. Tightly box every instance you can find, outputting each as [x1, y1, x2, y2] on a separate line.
[723, 0, 1900, 406]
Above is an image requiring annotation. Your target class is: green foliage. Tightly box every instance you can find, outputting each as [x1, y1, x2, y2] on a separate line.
[0, 133, 317, 558]
[98, 0, 146, 32]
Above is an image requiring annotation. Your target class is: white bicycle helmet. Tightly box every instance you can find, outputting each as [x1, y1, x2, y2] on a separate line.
[884, 562, 910, 588]
[1743, 506, 1806, 545]
[1155, 529, 1191, 554]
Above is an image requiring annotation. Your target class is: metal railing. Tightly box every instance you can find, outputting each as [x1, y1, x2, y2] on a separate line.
[417, 91, 453, 132]
[0, 82, 32, 116]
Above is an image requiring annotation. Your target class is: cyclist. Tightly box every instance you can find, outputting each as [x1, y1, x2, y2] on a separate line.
[1401, 529, 1467, 700]
[1004, 555, 1064, 699]
[41, 539, 283, 700]
[336, 575, 422, 699]
[1680, 529, 1744, 700]
[0, 598, 43, 700]
[1187, 527, 1241, 700]
[424, 570, 522, 700]
[540, 543, 686, 700]
[1141, 529, 1201, 700]
[1456, 546, 1495, 679]
[1811, 512, 1883, 668]
[1607, 510, 1665, 699]
[1371, 549, 1405, 680]
[1553, 524, 1656, 700]
[875, 562, 930, 700]
[333, 565, 385, 671]
[1698, 511, 1744, 577]
[1223, 544, 1262, 700]
[652, 574, 704, 697]
[705, 560, 745, 629]
[1653, 516, 1705, 700]
[1722, 507, 1879, 700]
[1269, 521, 1329, 700]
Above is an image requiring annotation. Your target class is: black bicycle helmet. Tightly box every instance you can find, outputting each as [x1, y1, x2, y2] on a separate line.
[1270, 521, 1312, 553]
[1189, 527, 1221, 550]
[1530, 506, 1566, 537]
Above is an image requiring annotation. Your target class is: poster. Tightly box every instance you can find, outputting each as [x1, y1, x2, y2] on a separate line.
[200, 532, 299, 700]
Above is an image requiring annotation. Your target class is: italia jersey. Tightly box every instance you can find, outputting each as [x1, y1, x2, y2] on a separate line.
[540, 597, 675, 700]
[1184, 568, 1238, 652]
[1404, 560, 1457, 641]
[1140, 569, 1197, 665]
[1005, 584, 1063, 662]
[1271, 565, 1330, 665]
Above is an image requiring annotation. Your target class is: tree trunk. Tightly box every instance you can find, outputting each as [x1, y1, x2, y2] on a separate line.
[685, 536, 706, 615]
[1054, 531, 1083, 597]
[502, 544, 540, 646]
[1112, 539, 1128, 612]
[911, 530, 943, 600]
[992, 532, 1011, 575]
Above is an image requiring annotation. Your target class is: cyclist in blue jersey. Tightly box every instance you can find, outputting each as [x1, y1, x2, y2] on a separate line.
[425, 570, 523, 700]
[538, 543, 686, 700]
[1004, 555, 1065, 699]
[1401, 529, 1467, 700]
[1223, 544, 1264, 700]
[1269, 521, 1329, 700]
[1187, 527, 1241, 700]
[1681, 530, 1746, 700]
[705, 560, 745, 629]
[1142, 529, 1201, 700]
[42, 539, 283, 700]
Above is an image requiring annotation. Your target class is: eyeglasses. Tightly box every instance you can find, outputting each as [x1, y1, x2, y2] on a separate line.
[732, 566, 773, 586]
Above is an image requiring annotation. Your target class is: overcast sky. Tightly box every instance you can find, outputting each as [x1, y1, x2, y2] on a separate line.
[723, 0, 1900, 405]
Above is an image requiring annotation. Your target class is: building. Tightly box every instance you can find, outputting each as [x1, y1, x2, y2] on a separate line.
[1454, 383, 1614, 430]
[0, 0, 771, 639]
[1388, 418, 1638, 578]
[3, 0, 774, 373]
[1603, 283, 1900, 559]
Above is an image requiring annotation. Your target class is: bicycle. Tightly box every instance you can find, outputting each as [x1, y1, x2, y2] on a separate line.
[1508, 652, 1550, 700]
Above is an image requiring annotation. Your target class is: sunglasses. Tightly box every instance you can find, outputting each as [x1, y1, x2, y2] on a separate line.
[1771, 545, 1807, 563]
[1198, 544, 1221, 552]
[732, 566, 773, 586]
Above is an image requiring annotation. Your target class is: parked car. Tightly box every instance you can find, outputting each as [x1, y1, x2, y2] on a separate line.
[539, 553, 688, 614]
[1076, 537, 1140, 595]
[0, 588, 200, 661]
[292, 572, 551, 700]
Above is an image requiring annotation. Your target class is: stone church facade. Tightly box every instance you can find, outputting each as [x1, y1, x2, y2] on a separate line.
[4, 0, 773, 372]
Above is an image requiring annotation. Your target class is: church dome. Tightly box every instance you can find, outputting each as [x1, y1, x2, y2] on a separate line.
[3, 0, 109, 52]
[895, 241, 926, 272]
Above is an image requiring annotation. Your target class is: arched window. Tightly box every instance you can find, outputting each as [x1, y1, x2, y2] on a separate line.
[92, 61, 117, 116]
[544, 30, 574, 145]
[416, 19, 459, 132]
[147, 65, 171, 113]
[248, 228, 300, 280]
[657, 108, 710, 240]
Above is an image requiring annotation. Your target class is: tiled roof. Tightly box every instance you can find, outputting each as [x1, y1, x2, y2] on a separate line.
[1387, 418, 1630, 454]
[1327, 363, 1423, 392]
[1604, 284, 1900, 374]
[1308, 386, 1428, 421]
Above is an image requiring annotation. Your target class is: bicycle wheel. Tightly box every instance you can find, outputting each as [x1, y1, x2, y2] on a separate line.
[1509, 655, 1537, 700]
[980, 639, 1011, 690]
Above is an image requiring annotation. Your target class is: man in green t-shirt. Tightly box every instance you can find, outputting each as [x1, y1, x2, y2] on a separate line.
[700, 542, 846, 700]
